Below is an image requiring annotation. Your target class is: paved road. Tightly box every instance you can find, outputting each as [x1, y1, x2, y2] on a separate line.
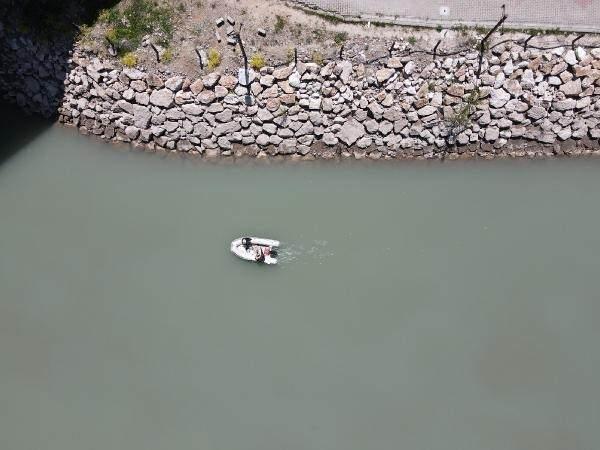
[293, 0, 600, 32]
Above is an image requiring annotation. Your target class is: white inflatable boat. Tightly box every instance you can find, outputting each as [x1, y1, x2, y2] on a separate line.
[230, 237, 280, 265]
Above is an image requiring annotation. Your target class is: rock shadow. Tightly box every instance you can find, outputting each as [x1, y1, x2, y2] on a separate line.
[0, 0, 119, 165]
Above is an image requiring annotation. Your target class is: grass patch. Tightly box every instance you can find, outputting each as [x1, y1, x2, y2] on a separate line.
[101, 0, 174, 55]
[286, 47, 295, 64]
[207, 48, 221, 69]
[275, 15, 286, 33]
[407, 35, 417, 45]
[447, 88, 481, 128]
[161, 48, 174, 62]
[334, 31, 348, 45]
[311, 50, 324, 65]
[249, 53, 266, 70]
[121, 52, 138, 67]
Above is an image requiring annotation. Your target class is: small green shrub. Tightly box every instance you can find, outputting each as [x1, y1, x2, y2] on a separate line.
[249, 53, 266, 70]
[407, 35, 417, 45]
[311, 50, 324, 65]
[312, 29, 325, 42]
[286, 47, 295, 64]
[274, 15, 286, 33]
[334, 31, 348, 45]
[121, 52, 138, 67]
[208, 48, 221, 69]
[161, 48, 174, 62]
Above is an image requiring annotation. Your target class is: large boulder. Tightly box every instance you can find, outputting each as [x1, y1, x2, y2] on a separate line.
[337, 119, 366, 146]
[149, 89, 174, 108]
[560, 79, 582, 97]
[489, 88, 510, 108]
[132, 105, 152, 129]
[376, 68, 395, 84]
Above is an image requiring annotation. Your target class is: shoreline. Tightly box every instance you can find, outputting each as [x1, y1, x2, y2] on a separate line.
[67, 120, 600, 162]
[2, 24, 600, 162]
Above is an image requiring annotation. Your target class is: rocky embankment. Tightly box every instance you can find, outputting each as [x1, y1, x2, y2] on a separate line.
[2, 23, 600, 159]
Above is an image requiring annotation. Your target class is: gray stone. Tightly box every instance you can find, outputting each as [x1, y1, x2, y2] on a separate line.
[403, 61, 416, 76]
[322, 132, 338, 146]
[364, 119, 379, 133]
[383, 107, 403, 122]
[116, 100, 135, 115]
[527, 106, 547, 120]
[309, 98, 321, 110]
[256, 134, 270, 146]
[190, 79, 204, 95]
[133, 105, 152, 129]
[165, 76, 184, 92]
[203, 72, 221, 88]
[563, 50, 577, 66]
[125, 125, 140, 140]
[505, 99, 529, 113]
[553, 99, 577, 111]
[263, 123, 277, 134]
[198, 91, 216, 104]
[484, 127, 499, 141]
[560, 79, 582, 97]
[338, 119, 366, 146]
[288, 72, 301, 88]
[489, 88, 510, 108]
[215, 109, 233, 122]
[135, 92, 150, 105]
[337, 61, 353, 84]
[149, 89, 174, 108]
[295, 121, 314, 137]
[257, 109, 274, 122]
[387, 57, 402, 69]
[182, 104, 204, 115]
[273, 65, 293, 80]
[368, 102, 384, 120]
[217, 136, 232, 150]
[177, 139, 193, 151]
[417, 105, 437, 117]
[214, 121, 241, 136]
[376, 68, 395, 84]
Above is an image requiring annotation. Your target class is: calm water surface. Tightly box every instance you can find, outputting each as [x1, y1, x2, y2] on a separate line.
[1, 106, 599, 450]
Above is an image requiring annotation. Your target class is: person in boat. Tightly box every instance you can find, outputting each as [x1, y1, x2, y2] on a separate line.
[255, 247, 265, 263]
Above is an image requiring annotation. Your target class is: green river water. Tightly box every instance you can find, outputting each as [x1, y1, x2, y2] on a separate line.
[1, 105, 599, 450]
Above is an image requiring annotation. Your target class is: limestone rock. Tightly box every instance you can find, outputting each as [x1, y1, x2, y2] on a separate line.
[190, 79, 204, 95]
[149, 89, 174, 108]
[203, 72, 221, 88]
[376, 68, 395, 84]
[489, 88, 510, 108]
[338, 119, 366, 146]
[560, 79, 582, 97]
[165, 76, 183, 92]
[417, 105, 437, 117]
[527, 106, 547, 120]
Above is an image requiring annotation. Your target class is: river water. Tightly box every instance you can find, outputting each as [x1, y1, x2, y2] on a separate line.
[1, 105, 599, 450]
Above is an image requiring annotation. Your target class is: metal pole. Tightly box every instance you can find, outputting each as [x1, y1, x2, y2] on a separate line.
[235, 32, 252, 103]
[572, 34, 584, 50]
[476, 5, 508, 79]
[433, 39, 441, 59]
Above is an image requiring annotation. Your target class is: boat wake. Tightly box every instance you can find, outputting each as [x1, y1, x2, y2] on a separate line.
[276, 240, 334, 265]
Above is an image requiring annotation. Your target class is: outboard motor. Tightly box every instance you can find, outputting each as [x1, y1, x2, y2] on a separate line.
[242, 237, 252, 250]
